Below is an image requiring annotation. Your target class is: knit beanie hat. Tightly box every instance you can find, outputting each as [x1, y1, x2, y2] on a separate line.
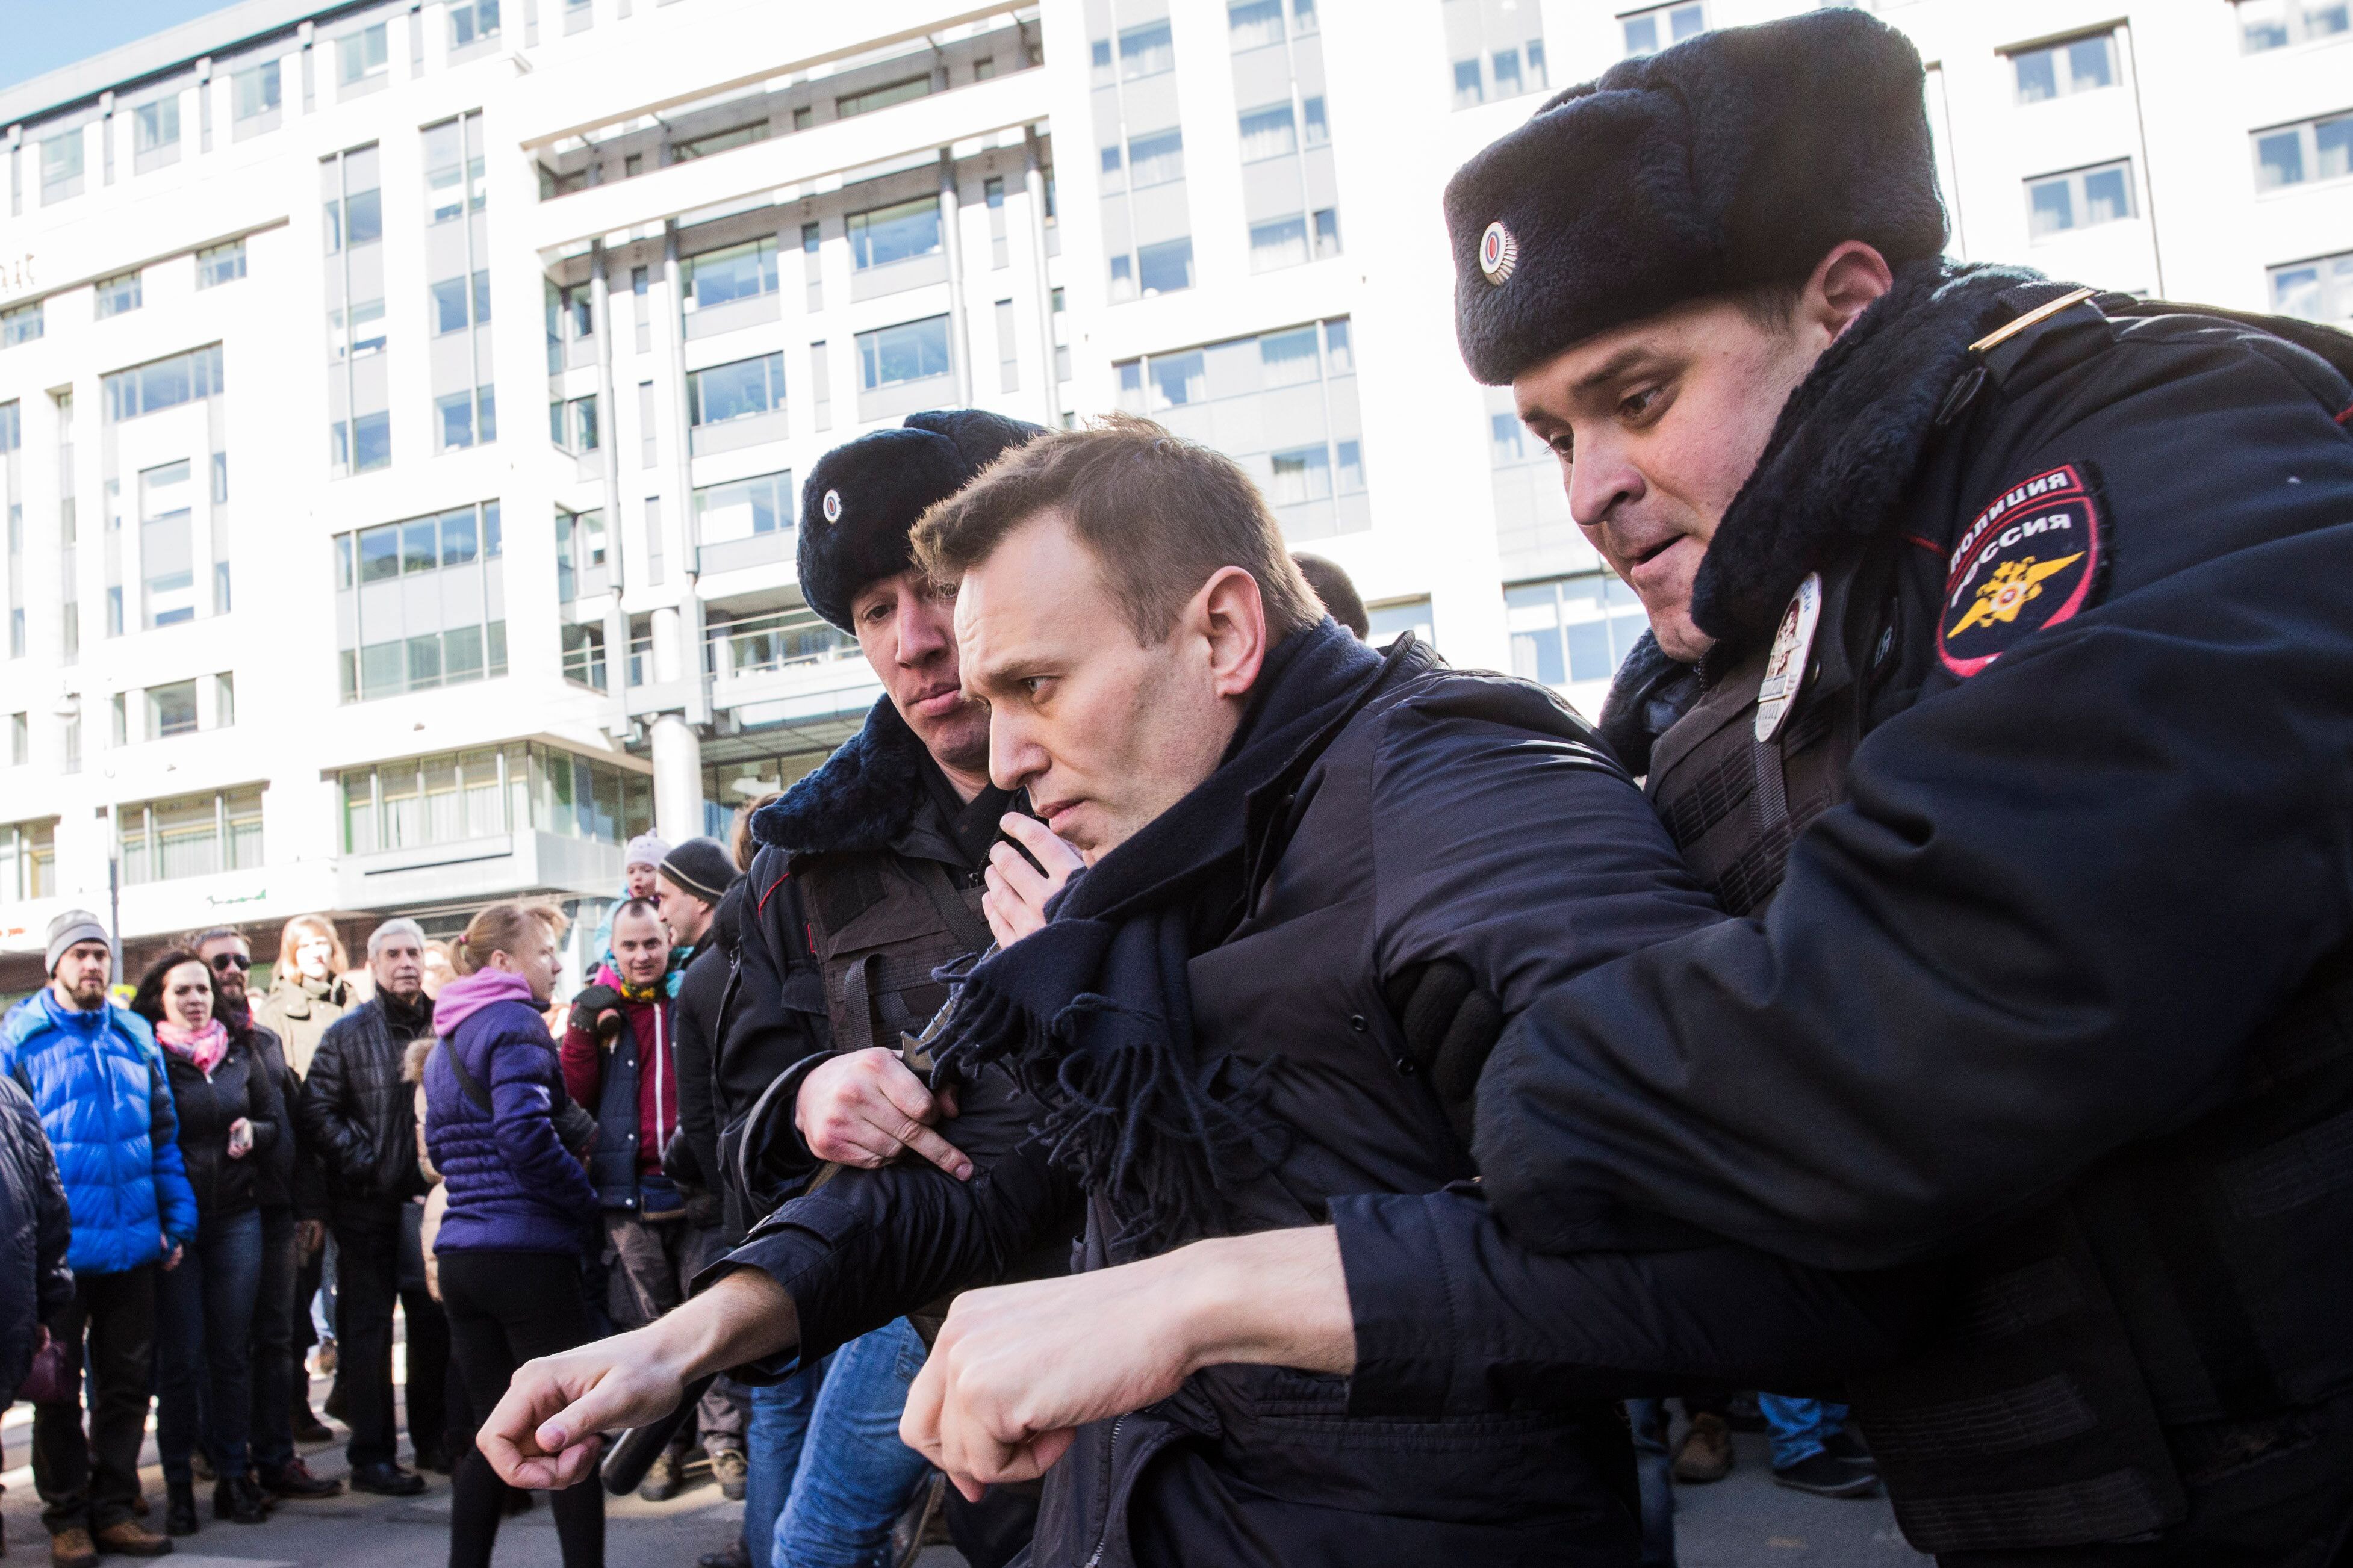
[46, 910, 109, 975]
[657, 837, 739, 903]
[624, 832, 672, 870]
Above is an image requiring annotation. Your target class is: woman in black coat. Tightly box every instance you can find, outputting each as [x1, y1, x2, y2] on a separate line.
[0, 1071, 73, 1499]
[131, 950, 282, 1535]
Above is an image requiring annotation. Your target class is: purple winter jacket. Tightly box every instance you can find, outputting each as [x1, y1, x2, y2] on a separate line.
[423, 973, 597, 1254]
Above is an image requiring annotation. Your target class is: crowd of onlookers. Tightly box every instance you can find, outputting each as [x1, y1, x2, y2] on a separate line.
[0, 813, 797, 1568]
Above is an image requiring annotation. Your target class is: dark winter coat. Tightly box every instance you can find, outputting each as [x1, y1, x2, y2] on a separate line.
[562, 972, 678, 1210]
[425, 988, 599, 1256]
[0, 1072, 72, 1399]
[719, 637, 1929, 1567]
[668, 876, 747, 1230]
[231, 1016, 323, 1218]
[300, 994, 433, 1218]
[161, 1035, 284, 1221]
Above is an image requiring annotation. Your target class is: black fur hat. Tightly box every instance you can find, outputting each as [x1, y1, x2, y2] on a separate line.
[797, 409, 1046, 630]
[1446, 8, 1948, 385]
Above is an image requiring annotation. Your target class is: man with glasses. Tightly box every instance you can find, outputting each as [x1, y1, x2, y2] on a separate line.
[190, 930, 340, 1504]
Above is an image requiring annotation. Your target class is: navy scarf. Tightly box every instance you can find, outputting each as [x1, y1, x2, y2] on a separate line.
[937, 617, 1397, 1256]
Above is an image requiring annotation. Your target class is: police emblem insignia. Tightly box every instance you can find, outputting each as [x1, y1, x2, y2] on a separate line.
[1756, 571, 1822, 743]
[1479, 221, 1518, 285]
[1939, 463, 2103, 678]
[822, 488, 843, 524]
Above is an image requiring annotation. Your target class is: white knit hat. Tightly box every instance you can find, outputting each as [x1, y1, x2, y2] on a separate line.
[624, 832, 672, 870]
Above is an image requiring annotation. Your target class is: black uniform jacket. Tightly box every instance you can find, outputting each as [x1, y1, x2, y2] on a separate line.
[714, 649, 1932, 1567]
[1453, 271, 2353, 1281]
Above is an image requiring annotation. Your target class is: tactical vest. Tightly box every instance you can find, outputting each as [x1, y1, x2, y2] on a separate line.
[796, 850, 992, 1060]
[1646, 305, 2353, 1557]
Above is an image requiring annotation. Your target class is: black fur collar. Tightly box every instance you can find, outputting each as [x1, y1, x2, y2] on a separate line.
[1690, 258, 2045, 646]
[750, 695, 932, 856]
[1598, 259, 2044, 767]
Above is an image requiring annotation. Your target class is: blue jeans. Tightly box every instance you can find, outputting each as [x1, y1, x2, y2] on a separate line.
[1625, 1399, 1677, 1568]
[1759, 1394, 1849, 1470]
[775, 1319, 931, 1568]
[744, 1354, 828, 1568]
[157, 1206, 263, 1485]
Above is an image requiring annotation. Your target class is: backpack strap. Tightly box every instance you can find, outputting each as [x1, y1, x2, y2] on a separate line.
[437, 1038, 493, 1115]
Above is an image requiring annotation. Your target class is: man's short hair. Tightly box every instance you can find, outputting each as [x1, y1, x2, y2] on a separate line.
[188, 926, 247, 952]
[912, 414, 1322, 646]
[612, 897, 664, 930]
[367, 917, 428, 959]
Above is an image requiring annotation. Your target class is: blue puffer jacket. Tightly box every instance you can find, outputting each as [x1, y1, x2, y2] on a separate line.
[1, 991, 199, 1275]
[424, 973, 597, 1255]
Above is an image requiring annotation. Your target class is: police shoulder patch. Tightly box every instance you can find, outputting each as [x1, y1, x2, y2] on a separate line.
[1938, 462, 2103, 678]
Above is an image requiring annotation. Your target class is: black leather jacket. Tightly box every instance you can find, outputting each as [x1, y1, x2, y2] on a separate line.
[299, 994, 431, 1214]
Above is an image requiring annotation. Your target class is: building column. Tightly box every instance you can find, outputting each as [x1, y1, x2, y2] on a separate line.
[940, 148, 972, 405]
[650, 711, 704, 844]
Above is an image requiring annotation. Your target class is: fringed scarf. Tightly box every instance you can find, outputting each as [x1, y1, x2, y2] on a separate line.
[157, 1018, 231, 1076]
[936, 617, 1401, 1257]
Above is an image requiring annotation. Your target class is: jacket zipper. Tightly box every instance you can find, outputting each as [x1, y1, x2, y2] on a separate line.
[1081, 1413, 1128, 1568]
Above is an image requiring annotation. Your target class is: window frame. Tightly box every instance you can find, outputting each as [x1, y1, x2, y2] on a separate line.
[2024, 158, 2140, 237]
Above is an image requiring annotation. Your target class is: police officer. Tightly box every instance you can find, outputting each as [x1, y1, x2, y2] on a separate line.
[718, 11, 2353, 1566]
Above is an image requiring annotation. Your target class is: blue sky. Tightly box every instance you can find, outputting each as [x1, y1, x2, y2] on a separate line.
[0, 1, 246, 93]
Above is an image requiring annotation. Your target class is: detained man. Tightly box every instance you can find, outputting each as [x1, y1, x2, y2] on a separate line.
[474, 417, 1926, 1566]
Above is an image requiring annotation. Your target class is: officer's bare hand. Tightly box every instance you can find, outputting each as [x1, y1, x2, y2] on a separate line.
[900, 1229, 1354, 1501]
[797, 1048, 971, 1180]
[982, 814, 1086, 948]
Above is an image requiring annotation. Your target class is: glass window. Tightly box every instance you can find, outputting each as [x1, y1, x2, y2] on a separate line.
[1119, 20, 1175, 79]
[196, 241, 246, 288]
[1267, 445, 1331, 506]
[688, 353, 786, 424]
[847, 199, 943, 270]
[102, 345, 226, 423]
[2012, 33, 2116, 102]
[1303, 96, 1329, 146]
[856, 316, 952, 389]
[120, 786, 263, 885]
[1149, 350, 1207, 408]
[695, 469, 794, 542]
[2, 303, 42, 347]
[328, 299, 387, 359]
[2254, 112, 2353, 191]
[40, 130, 84, 201]
[232, 59, 281, 121]
[148, 680, 199, 738]
[1238, 103, 1297, 162]
[338, 23, 389, 85]
[707, 604, 848, 676]
[685, 237, 780, 308]
[1508, 572, 1649, 689]
[563, 623, 607, 690]
[2237, 0, 2352, 51]
[2026, 160, 2138, 236]
[1452, 58, 1484, 110]
[437, 389, 494, 451]
[423, 113, 487, 222]
[1, 821, 58, 901]
[323, 145, 384, 250]
[1621, 1, 1705, 58]
[450, 0, 502, 47]
[95, 272, 143, 318]
[1128, 129, 1186, 187]
[1249, 215, 1308, 272]
[835, 76, 933, 119]
[1231, 0, 1285, 48]
[676, 120, 771, 161]
[1137, 238, 1194, 296]
[2270, 250, 2353, 326]
[1313, 207, 1341, 259]
[134, 96, 181, 153]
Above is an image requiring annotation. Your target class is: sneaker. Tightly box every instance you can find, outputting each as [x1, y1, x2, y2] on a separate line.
[49, 1527, 99, 1568]
[93, 1519, 176, 1557]
[258, 1458, 342, 1501]
[1771, 1452, 1881, 1499]
[636, 1453, 682, 1504]
[1671, 1412, 1734, 1483]
[709, 1449, 748, 1502]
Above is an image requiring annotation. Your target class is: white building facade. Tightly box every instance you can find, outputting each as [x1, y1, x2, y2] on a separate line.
[1, 0, 2346, 986]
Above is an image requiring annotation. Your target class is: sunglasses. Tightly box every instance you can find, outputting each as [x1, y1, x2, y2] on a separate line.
[210, 953, 253, 971]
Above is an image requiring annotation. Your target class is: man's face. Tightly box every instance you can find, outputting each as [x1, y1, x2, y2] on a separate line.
[611, 907, 671, 988]
[852, 569, 991, 781]
[624, 863, 661, 900]
[957, 510, 1239, 860]
[198, 935, 253, 1007]
[372, 935, 425, 1002]
[52, 942, 111, 1008]
[654, 875, 715, 949]
[1512, 299, 1824, 663]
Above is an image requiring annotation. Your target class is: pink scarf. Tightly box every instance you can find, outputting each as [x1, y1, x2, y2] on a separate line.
[157, 1018, 230, 1076]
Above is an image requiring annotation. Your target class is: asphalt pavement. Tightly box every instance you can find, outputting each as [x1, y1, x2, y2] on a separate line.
[1, 1383, 1924, 1567]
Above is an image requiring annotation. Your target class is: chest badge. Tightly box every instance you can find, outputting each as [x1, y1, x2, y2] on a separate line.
[1939, 463, 2103, 678]
[1755, 572, 1822, 744]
